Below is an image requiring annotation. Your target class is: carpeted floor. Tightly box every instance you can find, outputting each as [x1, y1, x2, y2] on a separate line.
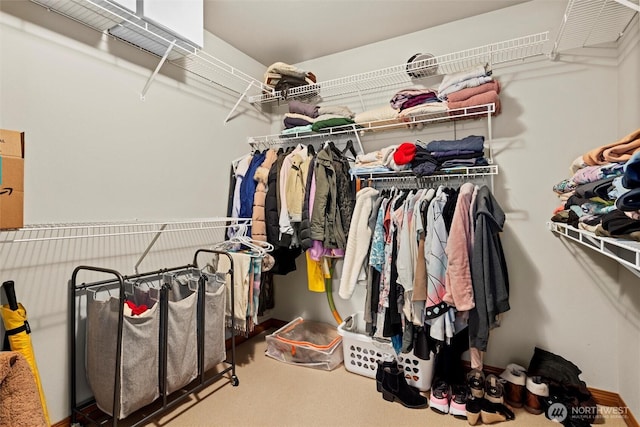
[132, 330, 629, 427]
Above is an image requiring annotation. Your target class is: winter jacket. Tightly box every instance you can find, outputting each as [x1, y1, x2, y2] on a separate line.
[468, 185, 510, 352]
[279, 146, 304, 242]
[251, 149, 277, 241]
[285, 150, 311, 222]
[443, 182, 476, 311]
[265, 152, 284, 247]
[239, 152, 266, 233]
[310, 146, 355, 250]
[339, 187, 379, 299]
[310, 147, 339, 247]
[299, 156, 316, 251]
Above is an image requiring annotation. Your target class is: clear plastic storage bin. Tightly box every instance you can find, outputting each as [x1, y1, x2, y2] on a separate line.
[337, 312, 434, 392]
[265, 317, 343, 371]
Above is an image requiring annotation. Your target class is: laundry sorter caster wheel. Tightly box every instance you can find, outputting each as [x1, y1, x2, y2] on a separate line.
[231, 375, 239, 386]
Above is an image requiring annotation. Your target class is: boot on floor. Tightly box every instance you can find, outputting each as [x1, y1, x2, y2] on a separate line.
[376, 359, 398, 392]
[381, 366, 428, 409]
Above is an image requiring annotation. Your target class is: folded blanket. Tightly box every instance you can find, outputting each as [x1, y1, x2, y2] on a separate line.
[284, 116, 314, 129]
[281, 124, 313, 135]
[438, 63, 491, 94]
[425, 135, 485, 153]
[311, 117, 355, 132]
[397, 102, 448, 119]
[288, 100, 318, 118]
[390, 88, 438, 110]
[448, 90, 501, 116]
[447, 80, 501, 103]
[583, 128, 640, 165]
[318, 105, 355, 118]
[399, 94, 440, 110]
[284, 112, 316, 122]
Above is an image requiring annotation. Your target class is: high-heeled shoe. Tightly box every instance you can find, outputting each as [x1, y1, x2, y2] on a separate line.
[480, 399, 515, 424]
[465, 397, 482, 425]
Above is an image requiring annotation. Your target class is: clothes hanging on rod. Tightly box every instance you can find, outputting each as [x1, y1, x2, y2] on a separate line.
[230, 139, 357, 284]
[339, 178, 509, 372]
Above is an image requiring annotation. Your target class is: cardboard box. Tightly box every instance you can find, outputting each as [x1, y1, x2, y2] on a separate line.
[0, 129, 25, 230]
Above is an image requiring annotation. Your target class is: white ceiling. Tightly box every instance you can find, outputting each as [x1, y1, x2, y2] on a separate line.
[203, 0, 530, 66]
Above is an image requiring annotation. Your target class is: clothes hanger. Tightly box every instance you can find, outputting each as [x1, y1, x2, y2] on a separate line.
[307, 143, 316, 156]
[342, 139, 358, 159]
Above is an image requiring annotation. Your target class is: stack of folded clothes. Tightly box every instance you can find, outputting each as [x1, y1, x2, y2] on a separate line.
[550, 128, 640, 240]
[436, 63, 500, 118]
[264, 62, 317, 97]
[349, 143, 414, 175]
[281, 100, 356, 134]
[390, 88, 448, 121]
[411, 135, 488, 177]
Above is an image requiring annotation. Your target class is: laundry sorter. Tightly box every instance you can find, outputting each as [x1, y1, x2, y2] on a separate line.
[69, 249, 238, 427]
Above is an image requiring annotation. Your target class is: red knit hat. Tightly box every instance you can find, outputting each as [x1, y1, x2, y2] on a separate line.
[393, 142, 417, 165]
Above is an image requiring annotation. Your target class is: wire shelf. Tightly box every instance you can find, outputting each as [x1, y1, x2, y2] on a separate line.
[356, 165, 499, 182]
[549, 221, 640, 273]
[29, 0, 268, 96]
[248, 32, 549, 104]
[248, 103, 496, 149]
[0, 218, 249, 244]
[551, 0, 639, 58]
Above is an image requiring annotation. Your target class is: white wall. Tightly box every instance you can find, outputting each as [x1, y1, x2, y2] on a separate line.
[0, 1, 270, 423]
[615, 15, 640, 417]
[271, 0, 640, 416]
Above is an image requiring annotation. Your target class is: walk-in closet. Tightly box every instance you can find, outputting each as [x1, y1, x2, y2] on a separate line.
[1, 1, 639, 426]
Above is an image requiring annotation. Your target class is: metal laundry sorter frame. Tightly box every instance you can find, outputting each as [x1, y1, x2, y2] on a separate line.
[69, 248, 238, 427]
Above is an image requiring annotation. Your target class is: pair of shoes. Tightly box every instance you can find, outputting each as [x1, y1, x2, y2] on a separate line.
[499, 364, 527, 408]
[466, 397, 515, 425]
[429, 381, 469, 418]
[523, 376, 549, 415]
[466, 370, 506, 404]
[380, 365, 428, 409]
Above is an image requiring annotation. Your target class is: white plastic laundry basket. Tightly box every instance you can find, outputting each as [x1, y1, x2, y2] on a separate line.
[337, 312, 434, 392]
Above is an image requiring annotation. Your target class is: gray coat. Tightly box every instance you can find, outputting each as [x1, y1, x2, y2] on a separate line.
[468, 185, 510, 351]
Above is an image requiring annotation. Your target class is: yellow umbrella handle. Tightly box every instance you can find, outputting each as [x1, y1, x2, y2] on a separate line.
[2, 280, 19, 310]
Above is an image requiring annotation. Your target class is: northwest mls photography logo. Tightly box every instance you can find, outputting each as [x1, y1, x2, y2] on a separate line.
[547, 402, 629, 422]
[547, 403, 568, 422]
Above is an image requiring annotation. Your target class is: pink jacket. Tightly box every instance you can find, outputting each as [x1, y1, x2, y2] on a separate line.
[443, 183, 477, 311]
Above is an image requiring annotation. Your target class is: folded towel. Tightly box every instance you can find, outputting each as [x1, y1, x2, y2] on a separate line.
[439, 76, 493, 100]
[289, 100, 319, 118]
[447, 80, 501, 103]
[438, 64, 491, 94]
[447, 90, 501, 116]
[318, 105, 355, 119]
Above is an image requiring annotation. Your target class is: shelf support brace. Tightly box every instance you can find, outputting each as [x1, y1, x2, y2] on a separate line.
[224, 82, 254, 124]
[134, 223, 167, 274]
[140, 40, 176, 101]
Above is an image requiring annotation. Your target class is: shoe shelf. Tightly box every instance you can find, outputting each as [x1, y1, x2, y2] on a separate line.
[248, 32, 549, 104]
[548, 221, 640, 274]
[550, 0, 639, 59]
